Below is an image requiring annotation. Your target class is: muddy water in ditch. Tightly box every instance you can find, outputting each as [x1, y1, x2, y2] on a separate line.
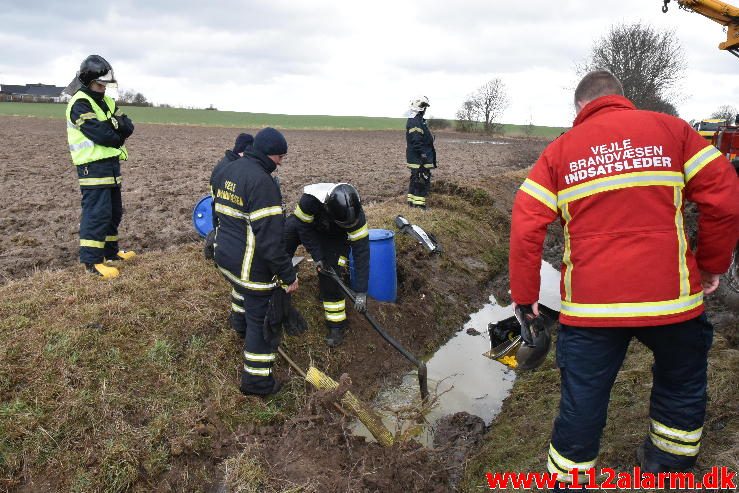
[353, 262, 562, 446]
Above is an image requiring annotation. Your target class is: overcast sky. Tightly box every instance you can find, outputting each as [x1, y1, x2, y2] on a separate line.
[1, 0, 737, 127]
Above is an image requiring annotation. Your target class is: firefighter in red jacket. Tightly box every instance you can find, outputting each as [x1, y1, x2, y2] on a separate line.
[509, 71, 739, 490]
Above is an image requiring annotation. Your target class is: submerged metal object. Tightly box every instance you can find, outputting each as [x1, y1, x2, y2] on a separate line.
[395, 215, 442, 253]
[484, 305, 557, 370]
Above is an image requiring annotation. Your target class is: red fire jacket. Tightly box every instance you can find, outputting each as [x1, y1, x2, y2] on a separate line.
[510, 95, 739, 327]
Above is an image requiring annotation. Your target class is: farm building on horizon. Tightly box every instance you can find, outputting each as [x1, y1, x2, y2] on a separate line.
[0, 83, 68, 103]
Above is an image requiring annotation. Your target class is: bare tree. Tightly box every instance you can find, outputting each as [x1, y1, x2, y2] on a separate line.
[710, 105, 737, 124]
[582, 22, 685, 116]
[472, 79, 509, 133]
[117, 89, 150, 106]
[455, 99, 479, 132]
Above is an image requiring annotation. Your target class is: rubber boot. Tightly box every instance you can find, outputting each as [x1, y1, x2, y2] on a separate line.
[108, 250, 136, 261]
[325, 327, 344, 347]
[637, 440, 672, 474]
[85, 263, 119, 279]
[240, 378, 283, 398]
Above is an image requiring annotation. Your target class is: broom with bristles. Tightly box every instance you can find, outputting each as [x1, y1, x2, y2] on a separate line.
[278, 347, 394, 447]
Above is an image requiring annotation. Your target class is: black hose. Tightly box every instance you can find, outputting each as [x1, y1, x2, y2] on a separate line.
[321, 268, 429, 400]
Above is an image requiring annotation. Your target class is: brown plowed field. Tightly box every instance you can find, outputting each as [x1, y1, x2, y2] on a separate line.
[0, 116, 546, 281]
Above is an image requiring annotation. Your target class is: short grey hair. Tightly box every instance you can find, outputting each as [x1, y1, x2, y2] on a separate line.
[574, 70, 624, 106]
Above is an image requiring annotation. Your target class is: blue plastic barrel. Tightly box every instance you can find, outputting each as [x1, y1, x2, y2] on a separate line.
[350, 228, 397, 303]
[192, 195, 214, 238]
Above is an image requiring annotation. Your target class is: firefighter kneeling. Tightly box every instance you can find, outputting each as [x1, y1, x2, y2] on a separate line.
[285, 183, 370, 347]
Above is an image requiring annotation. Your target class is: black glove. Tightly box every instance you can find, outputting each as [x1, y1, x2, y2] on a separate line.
[419, 168, 431, 182]
[354, 292, 367, 313]
[514, 304, 537, 346]
[203, 230, 216, 261]
[314, 259, 325, 273]
[116, 114, 134, 140]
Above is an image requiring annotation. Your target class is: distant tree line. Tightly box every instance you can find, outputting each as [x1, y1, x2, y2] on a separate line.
[116, 89, 152, 107]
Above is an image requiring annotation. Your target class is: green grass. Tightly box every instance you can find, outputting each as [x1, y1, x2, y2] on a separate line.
[0, 102, 406, 130]
[0, 102, 567, 137]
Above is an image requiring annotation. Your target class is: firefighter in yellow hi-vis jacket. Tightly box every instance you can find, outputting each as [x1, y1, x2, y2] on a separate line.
[65, 55, 135, 279]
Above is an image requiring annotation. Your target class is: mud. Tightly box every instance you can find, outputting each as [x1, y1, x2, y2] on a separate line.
[0, 116, 544, 281]
[2, 115, 736, 493]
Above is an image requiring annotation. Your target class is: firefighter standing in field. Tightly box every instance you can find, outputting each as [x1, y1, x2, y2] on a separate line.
[285, 183, 370, 347]
[65, 55, 135, 279]
[212, 127, 298, 396]
[509, 71, 739, 491]
[207, 132, 254, 333]
[405, 96, 436, 209]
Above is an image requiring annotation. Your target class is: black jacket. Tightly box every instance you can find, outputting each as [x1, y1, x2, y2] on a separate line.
[213, 150, 296, 294]
[405, 112, 436, 169]
[209, 149, 240, 229]
[69, 87, 134, 188]
[293, 191, 370, 292]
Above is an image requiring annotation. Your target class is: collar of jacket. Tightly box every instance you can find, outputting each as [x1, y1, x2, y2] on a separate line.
[573, 95, 636, 127]
[224, 149, 240, 161]
[243, 149, 277, 174]
[79, 85, 106, 105]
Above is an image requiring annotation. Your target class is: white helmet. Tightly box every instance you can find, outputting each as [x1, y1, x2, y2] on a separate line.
[409, 95, 430, 112]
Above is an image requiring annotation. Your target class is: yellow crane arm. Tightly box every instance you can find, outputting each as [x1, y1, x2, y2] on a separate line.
[663, 0, 739, 54]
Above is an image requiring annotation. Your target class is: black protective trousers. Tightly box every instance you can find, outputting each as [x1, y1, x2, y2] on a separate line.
[407, 168, 431, 208]
[284, 216, 348, 330]
[79, 186, 122, 264]
[232, 287, 277, 395]
[548, 314, 713, 483]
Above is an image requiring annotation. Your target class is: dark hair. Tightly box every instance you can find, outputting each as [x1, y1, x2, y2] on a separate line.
[574, 70, 624, 106]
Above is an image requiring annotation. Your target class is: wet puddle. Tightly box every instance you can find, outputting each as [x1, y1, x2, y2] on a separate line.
[353, 262, 561, 446]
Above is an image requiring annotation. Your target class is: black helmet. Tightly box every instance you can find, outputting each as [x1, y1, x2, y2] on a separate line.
[515, 310, 554, 370]
[78, 55, 116, 87]
[326, 184, 362, 229]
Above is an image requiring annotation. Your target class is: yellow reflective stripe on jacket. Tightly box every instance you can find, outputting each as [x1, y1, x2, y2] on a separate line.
[562, 204, 573, 302]
[74, 112, 97, 126]
[80, 239, 105, 248]
[243, 351, 276, 363]
[407, 163, 421, 169]
[673, 187, 690, 297]
[557, 171, 684, 207]
[560, 292, 703, 318]
[79, 177, 117, 186]
[69, 141, 95, 152]
[231, 288, 244, 301]
[231, 303, 245, 313]
[105, 236, 118, 242]
[520, 178, 558, 212]
[347, 224, 369, 241]
[243, 365, 271, 376]
[408, 127, 424, 134]
[249, 206, 283, 221]
[241, 225, 256, 281]
[215, 203, 249, 221]
[338, 255, 348, 267]
[218, 266, 278, 291]
[294, 204, 314, 223]
[684, 145, 722, 183]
